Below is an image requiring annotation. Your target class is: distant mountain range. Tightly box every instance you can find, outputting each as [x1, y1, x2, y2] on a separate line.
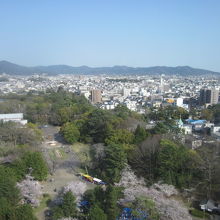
[0, 60, 219, 76]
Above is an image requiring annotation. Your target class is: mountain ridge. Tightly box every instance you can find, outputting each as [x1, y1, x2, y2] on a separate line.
[0, 60, 219, 76]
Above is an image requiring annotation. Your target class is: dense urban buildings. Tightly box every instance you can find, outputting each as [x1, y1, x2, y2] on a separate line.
[0, 74, 219, 113]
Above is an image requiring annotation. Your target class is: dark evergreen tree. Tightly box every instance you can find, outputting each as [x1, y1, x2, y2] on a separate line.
[104, 144, 127, 183]
[88, 205, 107, 220]
[13, 151, 48, 181]
[0, 166, 20, 205]
[0, 167, 36, 220]
[134, 125, 148, 143]
[15, 204, 37, 220]
[62, 191, 77, 218]
[105, 185, 121, 220]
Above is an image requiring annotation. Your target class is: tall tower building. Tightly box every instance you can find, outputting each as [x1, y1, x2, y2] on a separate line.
[160, 74, 164, 93]
[200, 88, 219, 106]
[91, 89, 102, 104]
[211, 89, 219, 104]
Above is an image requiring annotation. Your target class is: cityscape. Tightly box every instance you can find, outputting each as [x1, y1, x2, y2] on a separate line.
[1, 72, 219, 112]
[1, 70, 220, 140]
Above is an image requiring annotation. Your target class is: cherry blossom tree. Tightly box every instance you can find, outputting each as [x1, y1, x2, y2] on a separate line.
[17, 175, 42, 207]
[63, 181, 87, 201]
[116, 166, 192, 220]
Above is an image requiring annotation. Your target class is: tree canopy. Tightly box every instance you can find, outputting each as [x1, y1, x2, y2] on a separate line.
[0, 166, 36, 220]
[52, 191, 77, 219]
[12, 151, 48, 181]
[60, 122, 80, 144]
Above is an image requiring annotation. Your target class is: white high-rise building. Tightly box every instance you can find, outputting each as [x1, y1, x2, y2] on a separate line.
[176, 98, 183, 107]
[160, 74, 164, 93]
[122, 88, 130, 98]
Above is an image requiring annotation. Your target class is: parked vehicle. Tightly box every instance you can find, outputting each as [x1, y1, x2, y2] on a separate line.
[78, 173, 107, 185]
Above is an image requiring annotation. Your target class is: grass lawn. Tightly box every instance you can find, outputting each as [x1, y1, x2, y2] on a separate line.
[72, 142, 91, 163]
[48, 149, 57, 160]
[34, 194, 51, 219]
[189, 208, 210, 219]
[58, 148, 68, 159]
[48, 148, 68, 160]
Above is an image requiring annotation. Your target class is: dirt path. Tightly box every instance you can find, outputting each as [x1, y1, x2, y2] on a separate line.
[35, 126, 93, 220]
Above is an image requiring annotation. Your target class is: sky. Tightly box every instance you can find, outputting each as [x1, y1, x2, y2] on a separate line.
[0, 0, 220, 71]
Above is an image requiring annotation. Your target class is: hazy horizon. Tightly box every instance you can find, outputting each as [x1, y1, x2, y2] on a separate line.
[1, 0, 220, 72]
[1, 60, 220, 73]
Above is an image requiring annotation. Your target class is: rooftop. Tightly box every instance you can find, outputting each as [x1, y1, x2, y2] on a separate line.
[0, 113, 23, 120]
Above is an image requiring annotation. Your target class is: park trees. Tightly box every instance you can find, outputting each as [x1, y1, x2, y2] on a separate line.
[105, 185, 122, 220]
[17, 175, 42, 207]
[128, 135, 161, 184]
[83, 187, 106, 212]
[211, 104, 220, 123]
[134, 125, 149, 144]
[52, 191, 77, 220]
[132, 197, 160, 220]
[0, 166, 20, 206]
[201, 108, 214, 121]
[60, 122, 80, 144]
[0, 122, 42, 147]
[103, 143, 127, 183]
[113, 104, 131, 119]
[151, 122, 168, 134]
[80, 109, 116, 143]
[105, 129, 135, 152]
[157, 139, 183, 185]
[149, 106, 189, 121]
[129, 136, 203, 188]
[105, 129, 134, 145]
[62, 191, 77, 218]
[157, 139, 202, 188]
[88, 205, 107, 220]
[0, 166, 36, 220]
[63, 181, 87, 201]
[83, 186, 122, 220]
[26, 101, 50, 124]
[15, 204, 37, 220]
[13, 151, 48, 181]
[195, 143, 220, 199]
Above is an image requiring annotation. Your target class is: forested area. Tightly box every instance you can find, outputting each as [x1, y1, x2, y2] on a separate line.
[0, 90, 220, 219]
[0, 150, 47, 219]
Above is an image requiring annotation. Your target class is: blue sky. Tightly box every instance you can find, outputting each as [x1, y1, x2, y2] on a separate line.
[0, 0, 220, 71]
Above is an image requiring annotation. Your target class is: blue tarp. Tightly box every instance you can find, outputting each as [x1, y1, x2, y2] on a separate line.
[116, 207, 148, 220]
[99, 181, 107, 185]
[79, 200, 89, 207]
